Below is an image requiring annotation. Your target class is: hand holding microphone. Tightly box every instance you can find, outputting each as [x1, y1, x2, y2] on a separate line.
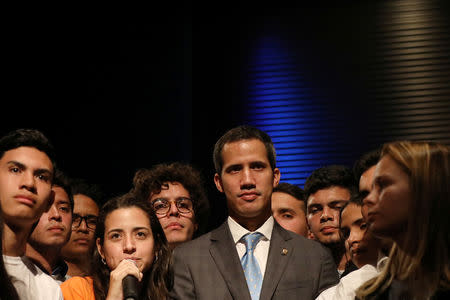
[107, 258, 142, 300]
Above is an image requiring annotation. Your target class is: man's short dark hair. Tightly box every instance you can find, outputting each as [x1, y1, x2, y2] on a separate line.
[0, 128, 56, 172]
[70, 178, 104, 205]
[213, 125, 277, 175]
[53, 169, 74, 210]
[273, 182, 306, 212]
[352, 148, 381, 183]
[303, 165, 357, 200]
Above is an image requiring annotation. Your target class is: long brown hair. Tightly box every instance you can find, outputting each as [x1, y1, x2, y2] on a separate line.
[91, 192, 173, 300]
[356, 141, 450, 299]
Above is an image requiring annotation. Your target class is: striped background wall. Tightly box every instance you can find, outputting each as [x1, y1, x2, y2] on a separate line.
[365, 0, 450, 148]
[244, 0, 450, 188]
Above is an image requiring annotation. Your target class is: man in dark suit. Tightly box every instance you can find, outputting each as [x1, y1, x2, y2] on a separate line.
[169, 125, 339, 300]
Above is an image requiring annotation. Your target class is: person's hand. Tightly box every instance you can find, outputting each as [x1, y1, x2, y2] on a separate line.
[106, 259, 143, 300]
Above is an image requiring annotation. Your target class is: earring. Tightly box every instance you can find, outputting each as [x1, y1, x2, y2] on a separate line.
[154, 252, 159, 262]
[101, 258, 107, 265]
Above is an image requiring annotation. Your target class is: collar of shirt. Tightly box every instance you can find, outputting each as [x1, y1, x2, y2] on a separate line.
[377, 255, 389, 272]
[52, 260, 68, 277]
[227, 216, 274, 277]
[228, 215, 274, 244]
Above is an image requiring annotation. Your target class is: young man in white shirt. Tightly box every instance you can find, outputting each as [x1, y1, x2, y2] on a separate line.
[0, 129, 63, 300]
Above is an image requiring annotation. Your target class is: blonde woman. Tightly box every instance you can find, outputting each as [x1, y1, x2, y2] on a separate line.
[358, 141, 449, 299]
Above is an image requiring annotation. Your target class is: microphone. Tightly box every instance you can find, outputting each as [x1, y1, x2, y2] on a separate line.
[122, 275, 139, 300]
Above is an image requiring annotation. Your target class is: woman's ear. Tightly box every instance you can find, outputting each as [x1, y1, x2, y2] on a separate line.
[96, 237, 105, 260]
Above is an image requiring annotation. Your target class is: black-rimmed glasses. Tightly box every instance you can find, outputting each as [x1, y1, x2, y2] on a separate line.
[72, 214, 98, 230]
[152, 197, 193, 216]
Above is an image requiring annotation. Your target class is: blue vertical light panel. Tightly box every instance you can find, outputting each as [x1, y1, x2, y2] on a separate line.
[245, 37, 331, 187]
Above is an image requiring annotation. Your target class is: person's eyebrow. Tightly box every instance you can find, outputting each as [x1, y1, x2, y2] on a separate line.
[7, 160, 53, 177]
[107, 227, 151, 235]
[249, 161, 268, 168]
[56, 199, 71, 204]
[7, 160, 26, 169]
[107, 228, 124, 234]
[329, 200, 348, 205]
[307, 203, 323, 213]
[35, 168, 53, 176]
[152, 197, 169, 203]
[224, 164, 242, 172]
[352, 218, 364, 226]
[132, 227, 151, 231]
[277, 208, 295, 214]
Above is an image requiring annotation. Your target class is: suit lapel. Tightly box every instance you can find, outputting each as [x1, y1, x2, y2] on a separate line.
[209, 222, 252, 300]
[260, 222, 293, 300]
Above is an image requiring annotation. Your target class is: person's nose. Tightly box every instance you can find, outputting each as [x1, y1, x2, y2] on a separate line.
[363, 189, 378, 209]
[347, 229, 361, 248]
[320, 207, 333, 222]
[20, 171, 37, 193]
[168, 201, 179, 216]
[241, 168, 256, 189]
[123, 235, 136, 254]
[48, 205, 62, 221]
[76, 217, 89, 233]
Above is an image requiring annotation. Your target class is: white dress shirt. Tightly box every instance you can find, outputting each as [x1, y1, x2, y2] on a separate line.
[315, 255, 389, 300]
[228, 216, 274, 278]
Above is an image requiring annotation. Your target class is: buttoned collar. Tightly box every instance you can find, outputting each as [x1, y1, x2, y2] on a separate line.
[228, 216, 274, 244]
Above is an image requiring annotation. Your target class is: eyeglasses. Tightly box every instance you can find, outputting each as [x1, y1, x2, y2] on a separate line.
[152, 197, 194, 216]
[72, 214, 98, 230]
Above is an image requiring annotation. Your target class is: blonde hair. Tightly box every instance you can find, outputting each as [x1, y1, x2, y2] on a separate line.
[356, 141, 450, 300]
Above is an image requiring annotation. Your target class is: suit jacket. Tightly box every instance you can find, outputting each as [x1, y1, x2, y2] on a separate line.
[169, 220, 339, 300]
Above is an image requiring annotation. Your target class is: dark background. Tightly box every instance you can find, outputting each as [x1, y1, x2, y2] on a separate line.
[2, 2, 449, 231]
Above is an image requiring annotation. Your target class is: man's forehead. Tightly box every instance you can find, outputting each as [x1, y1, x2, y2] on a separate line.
[359, 166, 376, 191]
[1, 146, 53, 171]
[273, 192, 304, 207]
[53, 185, 69, 195]
[307, 186, 351, 206]
[73, 194, 99, 214]
[222, 140, 268, 160]
[341, 203, 362, 222]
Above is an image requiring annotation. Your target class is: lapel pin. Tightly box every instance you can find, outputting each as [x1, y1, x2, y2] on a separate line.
[281, 248, 288, 256]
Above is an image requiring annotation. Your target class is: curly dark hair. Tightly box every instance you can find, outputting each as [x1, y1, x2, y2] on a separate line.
[304, 165, 357, 200]
[132, 162, 209, 237]
[92, 192, 173, 300]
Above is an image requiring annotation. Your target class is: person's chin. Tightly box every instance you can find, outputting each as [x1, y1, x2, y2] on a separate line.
[320, 235, 341, 245]
[168, 231, 190, 242]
